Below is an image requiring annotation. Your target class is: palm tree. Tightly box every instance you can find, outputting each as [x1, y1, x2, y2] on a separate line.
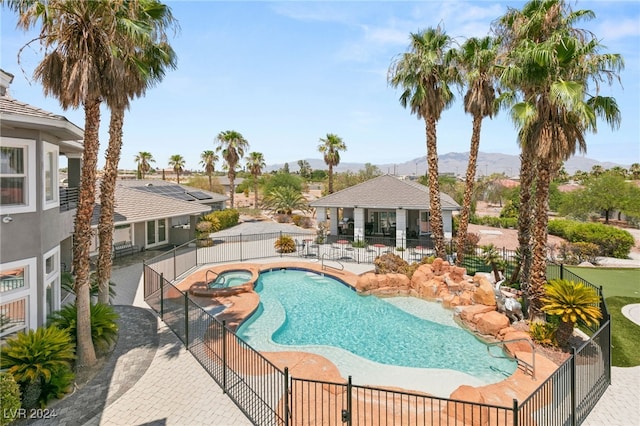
[135, 151, 155, 180]
[262, 187, 309, 215]
[168, 154, 185, 184]
[629, 163, 640, 180]
[200, 150, 219, 191]
[495, 0, 623, 320]
[246, 152, 266, 209]
[215, 130, 249, 208]
[388, 27, 456, 259]
[318, 133, 346, 194]
[481, 244, 503, 283]
[96, 0, 177, 305]
[453, 36, 498, 265]
[6, 0, 130, 367]
[541, 279, 602, 347]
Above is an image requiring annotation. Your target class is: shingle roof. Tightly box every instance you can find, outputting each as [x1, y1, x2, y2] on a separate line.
[92, 186, 210, 226]
[116, 179, 228, 204]
[309, 174, 460, 210]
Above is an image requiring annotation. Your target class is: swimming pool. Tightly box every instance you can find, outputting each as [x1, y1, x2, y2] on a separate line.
[237, 269, 517, 396]
[208, 270, 252, 288]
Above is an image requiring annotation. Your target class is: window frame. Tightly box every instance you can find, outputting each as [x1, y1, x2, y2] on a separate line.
[0, 137, 36, 214]
[42, 141, 59, 210]
[0, 257, 37, 338]
[43, 246, 60, 317]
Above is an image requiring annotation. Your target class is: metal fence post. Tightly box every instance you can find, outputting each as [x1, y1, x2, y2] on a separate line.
[160, 272, 164, 320]
[284, 367, 290, 426]
[222, 320, 227, 393]
[571, 347, 577, 426]
[512, 398, 518, 426]
[184, 292, 189, 348]
[346, 375, 353, 426]
[173, 247, 177, 281]
[560, 263, 564, 280]
[240, 233, 243, 262]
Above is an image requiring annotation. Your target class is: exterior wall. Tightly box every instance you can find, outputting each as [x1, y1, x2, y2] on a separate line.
[443, 210, 454, 239]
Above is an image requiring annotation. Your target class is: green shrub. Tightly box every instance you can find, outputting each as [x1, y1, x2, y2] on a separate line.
[351, 239, 367, 248]
[274, 235, 296, 253]
[548, 219, 634, 258]
[204, 209, 239, 231]
[0, 327, 75, 408]
[48, 303, 119, 355]
[291, 214, 313, 228]
[0, 372, 21, 425]
[196, 218, 219, 237]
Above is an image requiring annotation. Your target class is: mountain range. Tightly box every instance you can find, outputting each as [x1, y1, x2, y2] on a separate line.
[266, 152, 627, 178]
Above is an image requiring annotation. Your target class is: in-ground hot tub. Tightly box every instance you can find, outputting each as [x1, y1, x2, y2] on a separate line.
[189, 268, 256, 297]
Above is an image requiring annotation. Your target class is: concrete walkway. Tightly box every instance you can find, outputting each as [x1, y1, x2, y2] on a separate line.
[29, 245, 640, 425]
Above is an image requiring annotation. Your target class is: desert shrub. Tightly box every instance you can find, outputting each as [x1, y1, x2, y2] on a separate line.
[274, 214, 291, 223]
[204, 209, 239, 230]
[351, 239, 367, 248]
[0, 327, 75, 409]
[548, 219, 634, 258]
[195, 219, 218, 238]
[464, 233, 481, 254]
[48, 303, 119, 355]
[529, 321, 558, 347]
[0, 372, 21, 425]
[274, 235, 296, 253]
[499, 200, 519, 219]
[291, 215, 313, 228]
[374, 253, 418, 278]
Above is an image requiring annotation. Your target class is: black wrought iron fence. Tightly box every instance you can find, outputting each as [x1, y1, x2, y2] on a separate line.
[142, 233, 611, 426]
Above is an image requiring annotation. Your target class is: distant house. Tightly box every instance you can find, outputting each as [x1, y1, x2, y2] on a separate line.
[1, 69, 83, 338]
[309, 174, 460, 247]
[90, 179, 228, 253]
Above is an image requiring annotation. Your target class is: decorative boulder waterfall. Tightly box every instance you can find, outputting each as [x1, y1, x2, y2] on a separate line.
[494, 280, 524, 323]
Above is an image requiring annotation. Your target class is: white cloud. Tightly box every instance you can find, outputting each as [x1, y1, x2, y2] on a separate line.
[595, 18, 640, 41]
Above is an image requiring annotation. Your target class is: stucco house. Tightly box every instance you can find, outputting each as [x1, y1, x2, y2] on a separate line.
[89, 179, 227, 253]
[1, 69, 84, 338]
[309, 174, 461, 248]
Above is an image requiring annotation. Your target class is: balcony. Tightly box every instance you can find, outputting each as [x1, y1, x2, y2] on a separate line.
[59, 186, 78, 212]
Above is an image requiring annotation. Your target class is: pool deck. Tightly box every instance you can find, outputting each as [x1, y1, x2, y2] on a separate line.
[175, 259, 560, 403]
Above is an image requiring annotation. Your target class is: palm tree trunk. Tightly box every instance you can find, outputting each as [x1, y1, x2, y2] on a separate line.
[528, 158, 552, 321]
[518, 150, 535, 312]
[73, 99, 100, 368]
[328, 164, 334, 194]
[456, 114, 483, 265]
[425, 116, 445, 258]
[253, 178, 259, 209]
[208, 173, 212, 192]
[176, 170, 180, 184]
[229, 170, 236, 208]
[556, 320, 575, 348]
[96, 107, 124, 305]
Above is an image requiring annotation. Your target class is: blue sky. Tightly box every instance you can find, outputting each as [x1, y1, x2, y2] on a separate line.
[2, 1, 639, 171]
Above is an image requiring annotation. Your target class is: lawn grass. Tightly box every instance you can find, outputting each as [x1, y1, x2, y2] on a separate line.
[606, 296, 640, 367]
[559, 267, 640, 367]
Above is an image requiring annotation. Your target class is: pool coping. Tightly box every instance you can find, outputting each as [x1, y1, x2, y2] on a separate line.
[174, 261, 560, 404]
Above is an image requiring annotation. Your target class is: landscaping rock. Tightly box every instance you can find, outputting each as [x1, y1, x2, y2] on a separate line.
[476, 311, 510, 337]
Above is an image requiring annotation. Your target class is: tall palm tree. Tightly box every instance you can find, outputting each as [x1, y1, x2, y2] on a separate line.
[135, 151, 155, 179]
[215, 130, 249, 208]
[246, 152, 266, 209]
[6, 0, 129, 368]
[453, 36, 498, 265]
[200, 150, 219, 191]
[318, 133, 346, 194]
[495, 0, 623, 320]
[168, 154, 185, 184]
[96, 0, 177, 305]
[388, 27, 456, 259]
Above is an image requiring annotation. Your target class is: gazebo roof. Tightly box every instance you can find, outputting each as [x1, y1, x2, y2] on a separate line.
[309, 174, 460, 210]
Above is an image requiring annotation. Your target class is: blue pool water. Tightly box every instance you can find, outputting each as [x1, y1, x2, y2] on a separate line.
[208, 270, 252, 288]
[238, 269, 516, 386]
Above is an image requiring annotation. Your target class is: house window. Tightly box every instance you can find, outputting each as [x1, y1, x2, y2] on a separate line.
[1, 258, 37, 339]
[0, 138, 36, 214]
[43, 142, 59, 208]
[43, 247, 60, 316]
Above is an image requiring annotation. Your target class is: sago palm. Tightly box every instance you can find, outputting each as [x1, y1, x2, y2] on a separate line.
[318, 133, 346, 194]
[246, 152, 266, 209]
[541, 279, 602, 347]
[388, 26, 456, 259]
[215, 130, 249, 208]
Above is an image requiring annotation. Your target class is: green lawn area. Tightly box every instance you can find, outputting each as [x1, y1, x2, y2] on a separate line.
[565, 266, 640, 367]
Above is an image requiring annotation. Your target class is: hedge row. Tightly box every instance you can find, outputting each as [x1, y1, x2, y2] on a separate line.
[203, 209, 240, 231]
[469, 215, 518, 229]
[548, 219, 634, 259]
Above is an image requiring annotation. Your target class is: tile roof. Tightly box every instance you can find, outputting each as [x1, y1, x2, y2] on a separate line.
[92, 186, 211, 226]
[309, 174, 460, 210]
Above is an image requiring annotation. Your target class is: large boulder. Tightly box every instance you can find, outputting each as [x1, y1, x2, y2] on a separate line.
[472, 276, 497, 306]
[476, 311, 510, 337]
[458, 304, 496, 323]
[447, 385, 488, 426]
[501, 331, 534, 355]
